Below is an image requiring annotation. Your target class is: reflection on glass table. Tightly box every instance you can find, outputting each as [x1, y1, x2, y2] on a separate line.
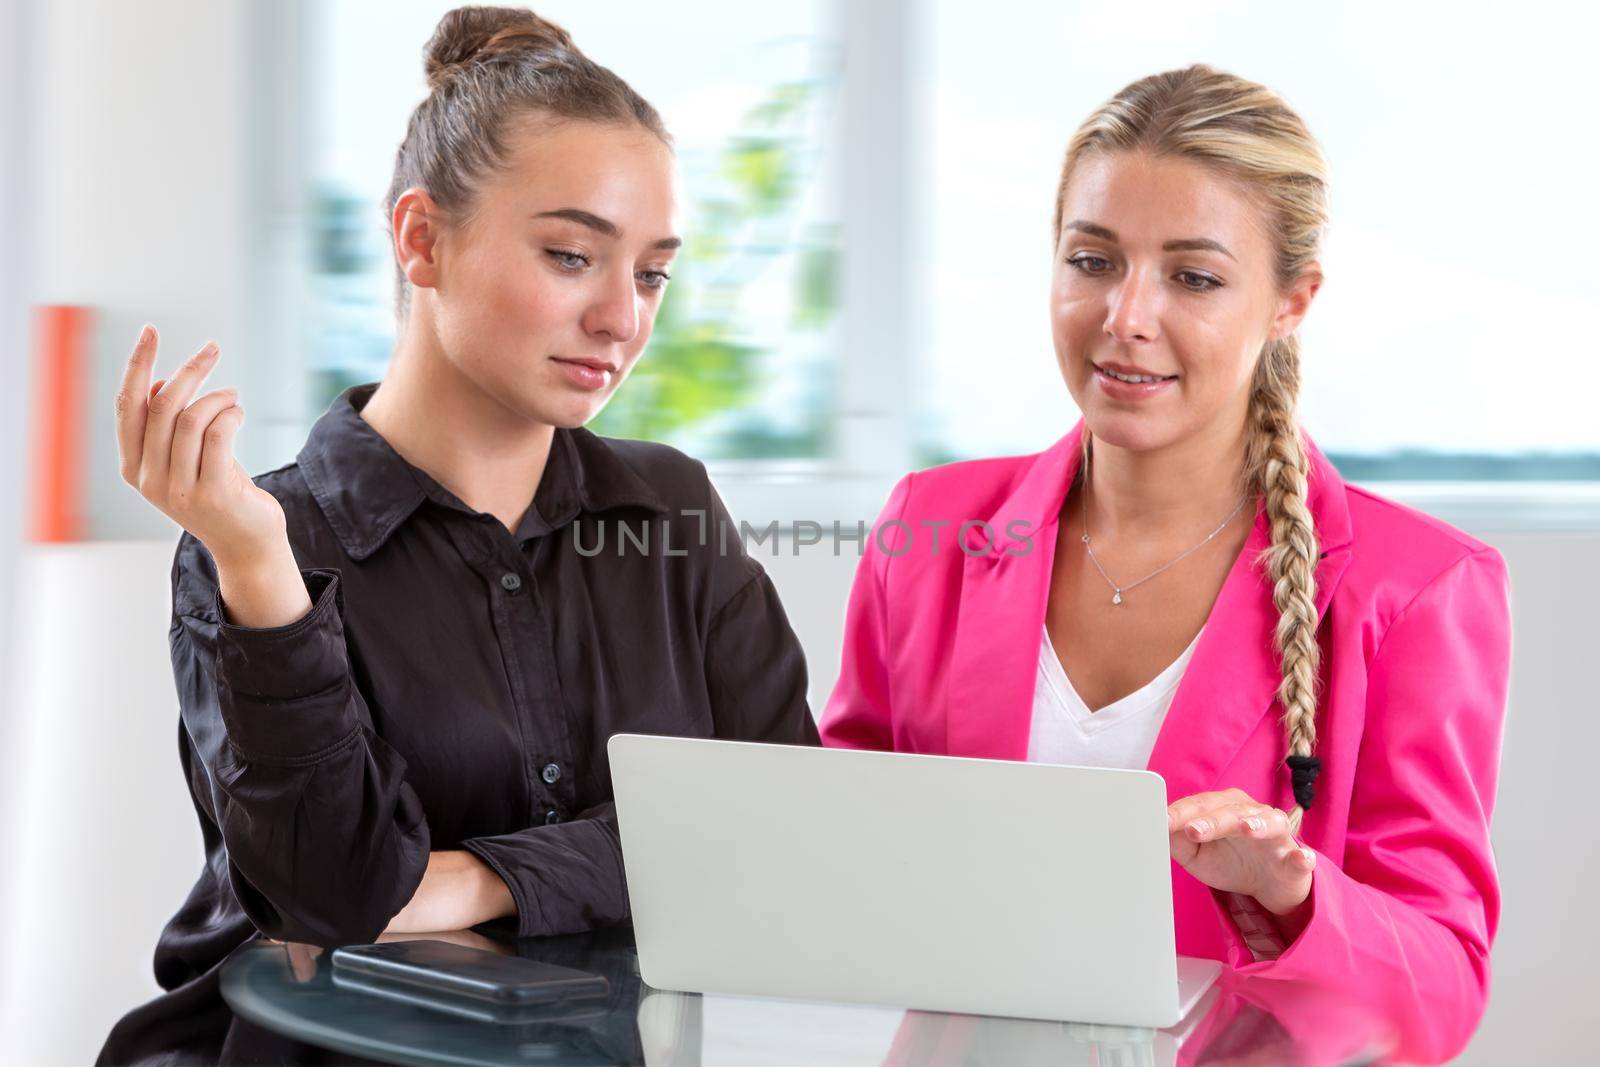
[220, 927, 1397, 1066]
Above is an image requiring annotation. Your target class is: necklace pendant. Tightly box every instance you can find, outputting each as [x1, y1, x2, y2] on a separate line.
[1112, 591, 1123, 605]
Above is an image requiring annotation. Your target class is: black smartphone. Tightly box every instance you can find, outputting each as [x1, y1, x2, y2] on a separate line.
[330, 939, 610, 1006]
[330, 967, 609, 1025]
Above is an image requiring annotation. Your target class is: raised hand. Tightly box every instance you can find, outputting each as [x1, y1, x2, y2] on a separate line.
[116, 325, 310, 628]
[115, 325, 288, 566]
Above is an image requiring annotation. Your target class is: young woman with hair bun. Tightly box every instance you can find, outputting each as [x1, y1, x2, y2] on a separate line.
[100, 7, 817, 1062]
[822, 64, 1512, 1065]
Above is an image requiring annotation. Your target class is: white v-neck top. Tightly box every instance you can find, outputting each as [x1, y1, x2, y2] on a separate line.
[1026, 624, 1205, 770]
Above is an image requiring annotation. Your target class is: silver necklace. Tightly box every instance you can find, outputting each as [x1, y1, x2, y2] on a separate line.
[1079, 457, 1250, 606]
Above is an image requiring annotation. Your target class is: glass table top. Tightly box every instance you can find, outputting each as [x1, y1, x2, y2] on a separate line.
[219, 926, 1398, 1066]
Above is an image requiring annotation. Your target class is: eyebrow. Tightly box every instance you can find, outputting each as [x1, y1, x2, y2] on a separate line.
[534, 208, 681, 250]
[1064, 219, 1235, 261]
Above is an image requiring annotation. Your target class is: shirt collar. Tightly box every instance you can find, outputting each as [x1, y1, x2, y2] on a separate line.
[298, 383, 670, 561]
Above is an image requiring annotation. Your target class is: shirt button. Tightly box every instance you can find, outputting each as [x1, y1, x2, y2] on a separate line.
[541, 763, 562, 784]
[544, 810, 562, 825]
[500, 573, 522, 593]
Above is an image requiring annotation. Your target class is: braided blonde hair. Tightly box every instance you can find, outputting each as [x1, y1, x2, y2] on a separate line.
[1055, 65, 1330, 835]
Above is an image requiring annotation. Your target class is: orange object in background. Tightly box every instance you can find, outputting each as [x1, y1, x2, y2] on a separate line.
[28, 305, 90, 542]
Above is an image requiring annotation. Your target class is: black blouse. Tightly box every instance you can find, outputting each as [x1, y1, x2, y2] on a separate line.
[99, 383, 819, 1064]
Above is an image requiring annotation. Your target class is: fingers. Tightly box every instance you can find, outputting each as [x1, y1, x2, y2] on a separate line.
[1166, 789, 1250, 834]
[284, 942, 324, 984]
[1166, 791, 1317, 907]
[1181, 803, 1314, 870]
[1202, 803, 1285, 842]
[197, 402, 245, 494]
[114, 326, 158, 486]
[1182, 802, 1288, 844]
[168, 387, 240, 494]
[138, 340, 220, 499]
[1168, 790, 1291, 844]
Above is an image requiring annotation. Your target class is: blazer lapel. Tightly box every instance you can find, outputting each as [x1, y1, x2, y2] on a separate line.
[942, 420, 1356, 797]
[1146, 430, 1354, 803]
[946, 424, 1086, 760]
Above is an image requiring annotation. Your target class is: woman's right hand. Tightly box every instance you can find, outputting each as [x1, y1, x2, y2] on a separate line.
[117, 326, 313, 628]
[114, 325, 288, 570]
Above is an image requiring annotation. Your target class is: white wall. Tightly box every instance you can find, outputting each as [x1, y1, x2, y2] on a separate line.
[0, 531, 1592, 1065]
[26, 0, 311, 543]
[0, 0, 39, 1018]
[1455, 534, 1599, 1065]
[0, 540, 206, 1067]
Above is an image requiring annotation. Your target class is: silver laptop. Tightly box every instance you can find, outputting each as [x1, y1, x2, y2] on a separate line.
[608, 734, 1221, 1028]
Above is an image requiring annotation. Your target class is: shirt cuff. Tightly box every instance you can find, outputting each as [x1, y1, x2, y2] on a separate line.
[459, 810, 629, 938]
[1211, 850, 1333, 976]
[1215, 888, 1290, 961]
[214, 568, 361, 761]
[458, 838, 531, 938]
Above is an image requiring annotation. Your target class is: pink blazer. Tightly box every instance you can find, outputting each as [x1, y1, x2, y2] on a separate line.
[820, 419, 1512, 1064]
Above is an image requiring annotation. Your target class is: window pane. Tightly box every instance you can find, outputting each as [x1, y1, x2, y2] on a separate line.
[923, 0, 1600, 477]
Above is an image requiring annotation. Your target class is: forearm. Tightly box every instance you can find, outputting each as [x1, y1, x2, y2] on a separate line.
[384, 850, 517, 935]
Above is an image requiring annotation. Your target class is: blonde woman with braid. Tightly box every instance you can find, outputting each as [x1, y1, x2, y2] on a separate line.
[821, 65, 1511, 1065]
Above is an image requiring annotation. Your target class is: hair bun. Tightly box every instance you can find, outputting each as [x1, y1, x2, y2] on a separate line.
[423, 5, 577, 91]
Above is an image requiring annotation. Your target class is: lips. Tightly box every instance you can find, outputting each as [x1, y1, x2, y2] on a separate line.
[552, 356, 618, 393]
[553, 357, 619, 374]
[1093, 361, 1178, 383]
[1091, 362, 1178, 402]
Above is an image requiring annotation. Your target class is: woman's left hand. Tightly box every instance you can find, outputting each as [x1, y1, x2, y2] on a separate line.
[1167, 788, 1315, 915]
[383, 850, 516, 935]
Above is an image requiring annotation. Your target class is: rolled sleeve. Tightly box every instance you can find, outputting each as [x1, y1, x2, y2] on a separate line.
[461, 802, 629, 938]
[213, 568, 361, 761]
[170, 536, 431, 946]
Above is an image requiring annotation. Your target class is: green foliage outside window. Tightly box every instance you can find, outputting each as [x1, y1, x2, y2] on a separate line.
[589, 80, 837, 454]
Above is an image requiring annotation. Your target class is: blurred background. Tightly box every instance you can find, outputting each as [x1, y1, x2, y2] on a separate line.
[1, 1, 1595, 1063]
